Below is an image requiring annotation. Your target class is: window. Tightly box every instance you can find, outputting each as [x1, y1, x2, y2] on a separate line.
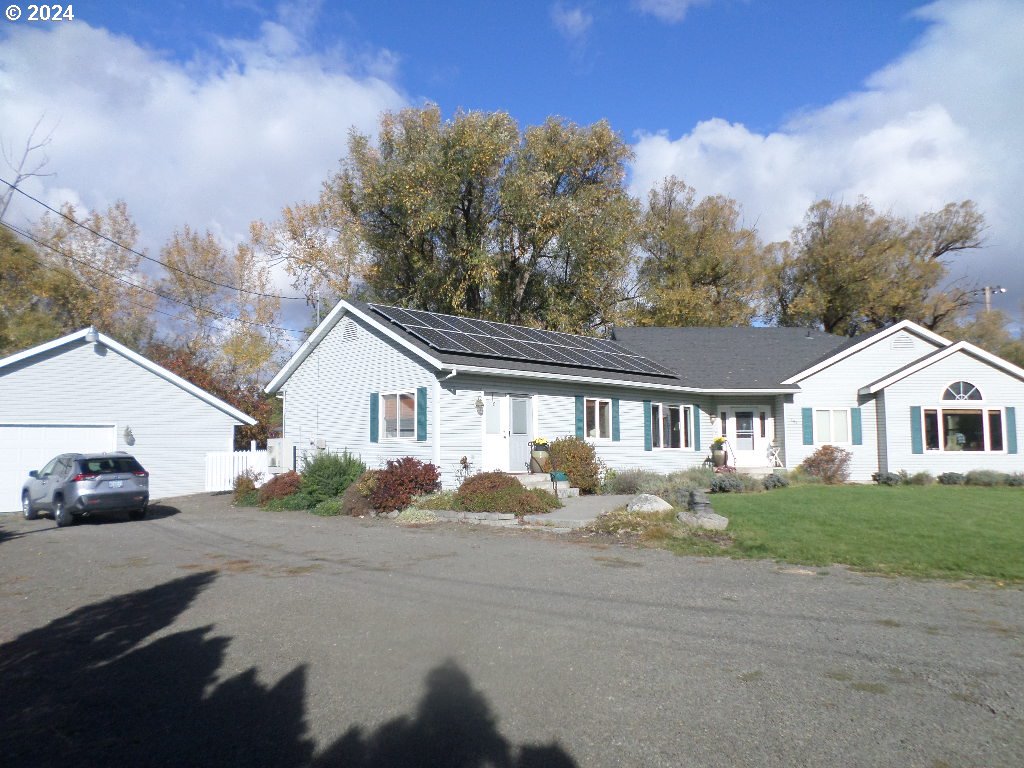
[382, 392, 416, 439]
[650, 403, 692, 449]
[921, 384, 1005, 452]
[814, 408, 849, 443]
[585, 398, 611, 439]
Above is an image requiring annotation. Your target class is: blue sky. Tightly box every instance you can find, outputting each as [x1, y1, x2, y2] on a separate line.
[2, 0, 1022, 325]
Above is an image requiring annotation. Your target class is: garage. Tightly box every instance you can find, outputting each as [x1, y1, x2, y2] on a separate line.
[0, 328, 256, 511]
[0, 424, 117, 509]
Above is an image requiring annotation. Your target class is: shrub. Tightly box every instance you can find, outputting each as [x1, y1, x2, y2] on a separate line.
[799, 445, 852, 485]
[965, 470, 1008, 487]
[938, 472, 965, 485]
[872, 471, 903, 486]
[300, 450, 366, 505]
[258, 470, 302, 504]
[1006, 473, 1024, 487]
[233, 468, 263, 503]
[457, 471, 520, 498]
[396, 509, 438, 524]
[356, 469, 381, 498]
[235, 489, 259, 507]
[341, 479, 375, 517]
[601, 468, 659, 495]
[907, 472, 934, 486]
[263, 493, 314, 511]
[709, 474, 744, 493]
[368, 457, 441, 513]
[548, 436, 602, 494]
[311, 498, 344, 516]
[762, 473, 790, 490]
[458, 487, 559, 516]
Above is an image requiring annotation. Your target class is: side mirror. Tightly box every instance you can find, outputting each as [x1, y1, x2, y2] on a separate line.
[28, 470, 38, 478]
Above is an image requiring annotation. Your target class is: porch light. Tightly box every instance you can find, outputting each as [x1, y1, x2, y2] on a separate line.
[123, 425, 135, 445]
[709, 413, 717, 425]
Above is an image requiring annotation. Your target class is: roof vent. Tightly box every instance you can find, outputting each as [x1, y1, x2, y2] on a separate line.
[341, 319, 358, 341]
[891, 334, 915, 350]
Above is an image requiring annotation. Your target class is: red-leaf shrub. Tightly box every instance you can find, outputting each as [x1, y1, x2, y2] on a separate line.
[456, 471, 520, 498]
[258, 470, 302, 503]
[368, 457, 441, 513]
[800, 445, 852, 485]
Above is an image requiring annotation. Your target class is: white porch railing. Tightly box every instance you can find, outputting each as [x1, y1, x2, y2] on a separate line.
[205, 450, 269, 492]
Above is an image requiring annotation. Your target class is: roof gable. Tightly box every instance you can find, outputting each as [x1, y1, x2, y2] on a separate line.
[0, 328, 256, 425]
[860, 340, 1024, 394]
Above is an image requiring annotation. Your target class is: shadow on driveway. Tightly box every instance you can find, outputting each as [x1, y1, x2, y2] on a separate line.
[0, 572, 576, 768]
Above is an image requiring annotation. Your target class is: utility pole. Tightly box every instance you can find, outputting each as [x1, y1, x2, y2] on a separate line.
[983, 285, 1006, 313]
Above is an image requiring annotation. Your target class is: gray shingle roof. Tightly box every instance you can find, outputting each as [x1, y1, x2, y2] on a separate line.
[610, 326, 852, 389]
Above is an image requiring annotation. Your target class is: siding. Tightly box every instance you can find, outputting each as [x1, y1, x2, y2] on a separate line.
[881, 351, 1024, 475]
[0, 341, 238, 499]
[281, 315, 439, 474]
[783, 331, 944, 482]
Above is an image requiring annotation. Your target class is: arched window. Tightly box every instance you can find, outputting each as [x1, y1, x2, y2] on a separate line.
[943, 381, 982, 401]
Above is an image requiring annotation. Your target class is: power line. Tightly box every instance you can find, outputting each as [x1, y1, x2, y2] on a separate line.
[1, 220, 307, 338]
[0, 176, 305, 301]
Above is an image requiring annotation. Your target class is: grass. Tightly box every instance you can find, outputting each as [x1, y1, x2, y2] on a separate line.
[662, 485, 1024, 581]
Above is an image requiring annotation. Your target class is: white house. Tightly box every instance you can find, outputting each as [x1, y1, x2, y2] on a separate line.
[265, 300, 1022, 487]
[0, 328, 256, 510]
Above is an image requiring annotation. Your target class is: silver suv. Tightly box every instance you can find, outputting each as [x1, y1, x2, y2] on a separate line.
[22, 453, 150, 527]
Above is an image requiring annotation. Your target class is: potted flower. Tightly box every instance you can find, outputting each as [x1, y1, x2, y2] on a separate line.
[710, 436, 727, 467]
[530, 437, 551, 473]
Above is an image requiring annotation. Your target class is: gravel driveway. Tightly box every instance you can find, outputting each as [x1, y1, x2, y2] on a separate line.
[1, 494, 1021, 767]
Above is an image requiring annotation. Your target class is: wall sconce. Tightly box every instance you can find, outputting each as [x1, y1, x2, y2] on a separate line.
[708, 413, 717, 425]
[475, 395, 485, 415]
[123, 425, 135, 445]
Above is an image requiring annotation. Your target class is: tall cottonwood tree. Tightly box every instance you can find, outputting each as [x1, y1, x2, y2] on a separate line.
[633, 176, 769, 326]
[329, 105, 638, 332]
[767, 198, 985, 336]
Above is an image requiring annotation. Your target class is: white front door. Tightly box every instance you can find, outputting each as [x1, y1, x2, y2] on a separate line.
[719, 406, 773, 468]
[479, 393, 534, 473]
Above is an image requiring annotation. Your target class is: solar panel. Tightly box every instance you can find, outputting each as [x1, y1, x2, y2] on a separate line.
[370, 304, 677, 378]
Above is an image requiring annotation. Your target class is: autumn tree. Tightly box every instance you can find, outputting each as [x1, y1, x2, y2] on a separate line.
[329, 105, 638, 331]
[947, 308, 1024, 368]
[632, 176, 769, 326]
[766, 198, 985, 336]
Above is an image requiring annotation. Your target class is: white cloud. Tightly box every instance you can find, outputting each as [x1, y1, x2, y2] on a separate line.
[633, 0, 710, 24]
[631, 0, 1024, 322]
[551, 3, 593, 42]
[0, 14, 406, 280]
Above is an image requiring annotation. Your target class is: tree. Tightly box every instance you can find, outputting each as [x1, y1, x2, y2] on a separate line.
[330, 105, 639, 332]
[0, 227, 72, 354]
[766, 198, 985, 336]
[0, 118, 55, 223]
[947, 309, 1024, 368]
[632, 176, 769, 326]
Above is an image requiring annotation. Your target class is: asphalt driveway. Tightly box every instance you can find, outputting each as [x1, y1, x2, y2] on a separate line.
[1, 494, 1021, 767]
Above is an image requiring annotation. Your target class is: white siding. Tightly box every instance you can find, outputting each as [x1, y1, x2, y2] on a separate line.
[783, 331, 944, 482]
[281, 315, 439, 474]
[0, 341, 239, 502]
[881, 351, 1024, 475]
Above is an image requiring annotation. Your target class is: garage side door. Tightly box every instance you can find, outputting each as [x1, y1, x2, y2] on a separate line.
[0, 424, 116, 512]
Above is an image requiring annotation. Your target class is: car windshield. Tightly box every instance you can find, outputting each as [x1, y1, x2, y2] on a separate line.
[77, 457, 144, 475]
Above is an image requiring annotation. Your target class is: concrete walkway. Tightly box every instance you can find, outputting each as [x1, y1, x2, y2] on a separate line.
[523, 493, 634, 529]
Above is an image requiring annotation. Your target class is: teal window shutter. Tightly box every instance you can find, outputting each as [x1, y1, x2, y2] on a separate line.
[575, 396, 584, 438]
[692, 404, 701, 451]
[369, 392, 379, 443]
[801, 408, 813, 445]
[416, 387, 428, 442]
[910, 406, 923, 454]
[643, 400, 652, 451]
[851, 407, 863, 446]
[1006, 406, 1017, 454]
[611, 398, 620, 441]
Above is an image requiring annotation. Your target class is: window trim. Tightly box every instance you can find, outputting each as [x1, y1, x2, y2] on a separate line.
[650, 403, 693, 450]
[584, 397, 612, 441]
[813, 407, 852, 445]
[921, 404, 1006, 454]
[380, 390, 418, 441]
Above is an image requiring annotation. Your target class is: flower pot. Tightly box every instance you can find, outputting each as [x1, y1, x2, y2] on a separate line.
[530, 448, 550, 473]
[711, 448, 727, 467]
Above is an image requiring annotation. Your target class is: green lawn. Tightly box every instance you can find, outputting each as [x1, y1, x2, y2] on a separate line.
[668, 485, 1024, 581]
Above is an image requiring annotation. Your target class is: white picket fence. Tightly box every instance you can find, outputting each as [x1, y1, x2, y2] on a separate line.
[205, 450, 270, 492]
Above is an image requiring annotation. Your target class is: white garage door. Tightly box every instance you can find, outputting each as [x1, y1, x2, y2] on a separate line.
[0, 424, 116, 512]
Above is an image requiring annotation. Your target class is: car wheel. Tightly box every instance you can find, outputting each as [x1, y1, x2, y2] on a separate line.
[22, 493, 38, 520]
[53, 498, 73, 528]
[129, 506, 147, 521]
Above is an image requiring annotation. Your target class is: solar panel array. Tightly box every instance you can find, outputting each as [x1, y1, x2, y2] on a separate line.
[369, 304, 678, 378]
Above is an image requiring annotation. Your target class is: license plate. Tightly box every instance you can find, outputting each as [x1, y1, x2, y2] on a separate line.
[108, 480, 123, 489]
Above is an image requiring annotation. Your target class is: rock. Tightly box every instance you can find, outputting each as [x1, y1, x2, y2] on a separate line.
[676, 509, 729, 531]
[626, 493, 673, 513]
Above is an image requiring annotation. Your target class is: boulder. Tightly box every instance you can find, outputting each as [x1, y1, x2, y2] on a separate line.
[626, 493, 673, 513]
[676, 509, 729, 531]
